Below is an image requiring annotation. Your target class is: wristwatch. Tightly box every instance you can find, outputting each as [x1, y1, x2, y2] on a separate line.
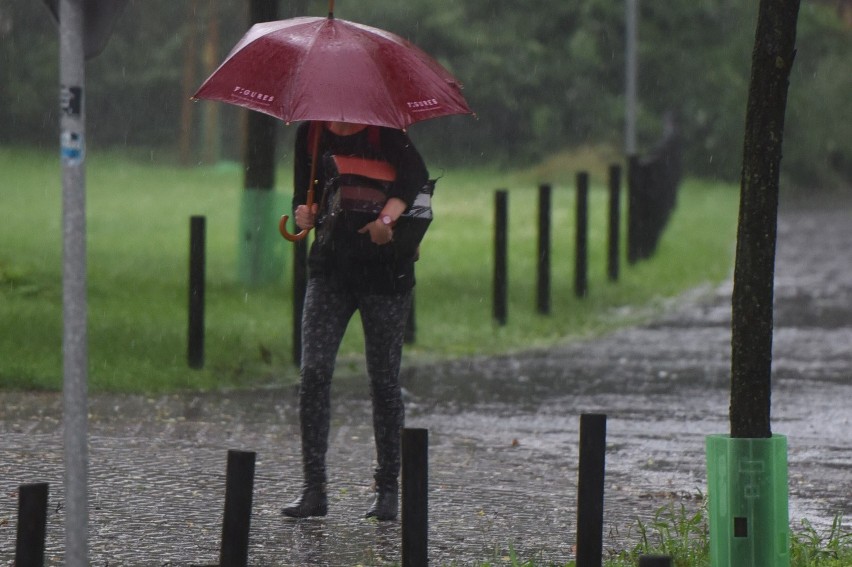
[380, 215, 393, 226]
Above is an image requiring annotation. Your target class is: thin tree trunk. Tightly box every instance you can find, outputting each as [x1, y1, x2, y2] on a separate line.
[243, 0, 278, 190]
[179, 0, 200, 166]
[201, 0, 221, 165]
[730, 0, 800, 438]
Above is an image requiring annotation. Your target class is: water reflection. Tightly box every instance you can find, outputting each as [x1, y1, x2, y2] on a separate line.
[269, 517, 400, 566]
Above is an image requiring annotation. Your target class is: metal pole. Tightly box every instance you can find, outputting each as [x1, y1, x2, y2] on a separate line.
[493, 190, 508, 325]
[220, 450, 256, 567]
[59, 0, 89, 564]
[15, 483, 50, 567]
[188, 216, 206, 369]
[575, 172, 589, 299]
[576, 414, 607, 567]
[536, 184, 552, 315]
[401, 428, 428, 567]
[625, 0, 638, 155]
[607, 164, 622, 282]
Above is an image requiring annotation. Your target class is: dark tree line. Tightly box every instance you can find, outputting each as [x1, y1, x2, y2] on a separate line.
[0, 0, 849, 188]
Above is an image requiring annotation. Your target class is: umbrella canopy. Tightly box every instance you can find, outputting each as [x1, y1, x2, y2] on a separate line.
[192, 15, 473, 129]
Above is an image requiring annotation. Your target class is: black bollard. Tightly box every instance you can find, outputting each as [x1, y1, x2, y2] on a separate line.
[537, 184, 552, 315]
[404, 290, 417, 344]
[292, 237, 308, 366]
[219, 450, 256, 567]
[639, 555, 672, 567]
[493, 190, 509, 325]
[188, 215, 206, 369]
[626, 155, 641, 264]
[575, 173, 589, 298]
[576, 413, 607, 567]
[15, 483, 49, 567]
[607, 165, 622, 282]
[402, 428, 428, 567]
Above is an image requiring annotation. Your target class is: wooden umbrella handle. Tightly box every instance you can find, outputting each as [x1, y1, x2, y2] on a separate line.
[279, 122, 322, 242]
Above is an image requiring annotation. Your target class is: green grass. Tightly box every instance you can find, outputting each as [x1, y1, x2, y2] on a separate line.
[1, 146, 739, 392]
[374, 503, 851, 566]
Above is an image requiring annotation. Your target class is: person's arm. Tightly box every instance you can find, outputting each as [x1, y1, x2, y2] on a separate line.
[359, 128, 429, 245]
[382, 128, 429, 206]
[357, 196, 407, 244]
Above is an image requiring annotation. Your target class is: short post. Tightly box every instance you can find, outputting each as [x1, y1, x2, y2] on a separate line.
[292, 238, 308, 366]
[493, 190, 508, 325]
[404, 290, 416, 344]
[188, 215, 206, 369]
[607, 165, 621, 282]
[219, 450, 256, 567]
[575, 172, 589, 298]
[536, 184, 552, 315]
[576, 413, 607, 567]
[627, 155, 640, 264]
[639, 555, 672, 567]
[402, 428, 428, 567]
[15, 483, 49, 567]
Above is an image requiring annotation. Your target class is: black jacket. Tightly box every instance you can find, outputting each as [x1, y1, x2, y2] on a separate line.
[293, 122, 429, 294]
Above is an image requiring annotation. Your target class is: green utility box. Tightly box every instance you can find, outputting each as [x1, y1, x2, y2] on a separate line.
[706, 434, 790, 567]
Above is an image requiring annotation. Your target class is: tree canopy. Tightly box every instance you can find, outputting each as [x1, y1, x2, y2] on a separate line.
[1, 0, 849, 188]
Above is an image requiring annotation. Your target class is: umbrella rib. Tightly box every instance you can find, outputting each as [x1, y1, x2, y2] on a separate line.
[284, 19, 335, 124]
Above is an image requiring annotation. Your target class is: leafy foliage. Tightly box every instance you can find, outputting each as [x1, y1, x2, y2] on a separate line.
[0, 0, 849, 188]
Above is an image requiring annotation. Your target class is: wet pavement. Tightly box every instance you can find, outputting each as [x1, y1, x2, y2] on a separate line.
[1, 196, 850, 566]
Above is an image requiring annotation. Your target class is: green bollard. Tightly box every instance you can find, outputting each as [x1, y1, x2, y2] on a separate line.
[705, 434, 790, 567]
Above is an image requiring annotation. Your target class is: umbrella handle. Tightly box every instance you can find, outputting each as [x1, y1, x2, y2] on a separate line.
[278, 215, 311, 242]
[280, 120, 322, 243]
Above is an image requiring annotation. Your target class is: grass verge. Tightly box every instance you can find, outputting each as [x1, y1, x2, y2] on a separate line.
[419, 504, 851, 566]
[1, 147, 739, 392]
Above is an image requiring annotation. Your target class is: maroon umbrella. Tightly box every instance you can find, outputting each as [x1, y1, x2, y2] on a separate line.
[192, 5, 472, 240]
[192, 12, 472, 129]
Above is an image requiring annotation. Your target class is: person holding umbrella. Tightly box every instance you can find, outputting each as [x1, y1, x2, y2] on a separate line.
[281, 120, 429, 521]
[191, 3, 472, 522]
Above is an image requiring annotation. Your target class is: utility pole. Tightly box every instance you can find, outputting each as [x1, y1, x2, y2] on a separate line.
[47, 0, 127, 563]
[59, 2, 88, 563]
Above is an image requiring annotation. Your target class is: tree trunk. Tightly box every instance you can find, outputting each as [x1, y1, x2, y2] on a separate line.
[179, 0, 200, 166]
[730, 0, 800, 438]
[243, 0, 278, 190]
[201, 0, 221, 165]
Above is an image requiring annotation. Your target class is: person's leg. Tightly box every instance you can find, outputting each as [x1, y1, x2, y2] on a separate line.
[283, 277, 356, 518]
[358, 289, 412, 520]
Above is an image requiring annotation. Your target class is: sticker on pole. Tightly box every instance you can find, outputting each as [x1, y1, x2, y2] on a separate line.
[61, 131, 85, 165]
[61, 85, 83, 117]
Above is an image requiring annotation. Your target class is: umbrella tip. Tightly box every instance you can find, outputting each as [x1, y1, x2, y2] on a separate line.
[328, 0, 334, 18]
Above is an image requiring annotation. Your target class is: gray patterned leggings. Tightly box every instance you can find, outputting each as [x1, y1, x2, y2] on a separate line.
[298, 275, 412, 490]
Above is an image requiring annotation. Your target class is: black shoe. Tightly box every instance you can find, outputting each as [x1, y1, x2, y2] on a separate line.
[282, 485, 327, 518]
[365, 489, 398, 521]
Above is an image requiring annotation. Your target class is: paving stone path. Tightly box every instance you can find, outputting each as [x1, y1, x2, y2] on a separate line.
[1, 196, 850, 566]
